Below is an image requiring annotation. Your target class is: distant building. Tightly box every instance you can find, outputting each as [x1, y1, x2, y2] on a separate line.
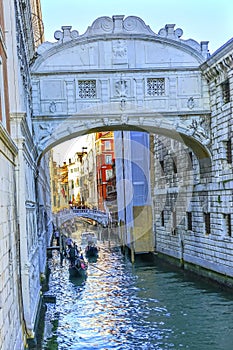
[115, 131, 154, 253]
[95, 131, 115, 210]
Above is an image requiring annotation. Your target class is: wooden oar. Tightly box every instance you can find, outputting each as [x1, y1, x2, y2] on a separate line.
[88, 262, 114, 276]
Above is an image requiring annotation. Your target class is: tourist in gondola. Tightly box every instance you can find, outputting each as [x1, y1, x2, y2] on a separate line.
[66, 237, 73, 248]
[54, 230, 59, 246]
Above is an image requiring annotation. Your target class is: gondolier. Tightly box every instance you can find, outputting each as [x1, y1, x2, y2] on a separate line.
[67, 244, 78, 265]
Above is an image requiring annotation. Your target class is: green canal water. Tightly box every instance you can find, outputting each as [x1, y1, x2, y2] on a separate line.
[40, 241, 233, 350]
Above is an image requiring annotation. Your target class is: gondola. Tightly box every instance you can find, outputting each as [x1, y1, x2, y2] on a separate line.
[68, 258, 87, 278]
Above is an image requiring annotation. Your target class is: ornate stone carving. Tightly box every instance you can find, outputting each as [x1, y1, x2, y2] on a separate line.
[82, 15, 155, 37]
[123, 16, 154, 34]
[85, 16, 113, 36]
[49, 102, 56, 113]
[187, 117, 210, 145]
[103, 117, 109, 126]
[115, 80, 128, 97]
[38, 123, 54, 142]
[112, 40, 127, 58]
[158, 24, 183, 39]
[120, 99, 126, 110]
[121, 114, 128, 124]
[202, 52, 233, 81]
[54, 26, 79, 43]
[139, 117, 145, 125]
[158, 24, 208, 56]
[187, 97, 195, 109]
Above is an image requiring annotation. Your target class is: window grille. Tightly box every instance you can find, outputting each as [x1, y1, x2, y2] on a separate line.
[224, 214, 232, 237]
[187, 212, 192, 231]
[160, 160, 164, 174]
[204, 212, 211, 235]
[226, 139, 232, 164]
[172, 210, 177, 235]
[187, 152, 193, 170]
[78, 80, 96, 99]
[147, 78, 165, 96]
[173, 156, 177, 174]
[222, 79, 230, 104]
[161, 210, 165, 226]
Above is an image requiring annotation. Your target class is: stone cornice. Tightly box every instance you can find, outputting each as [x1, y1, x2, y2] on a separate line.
[200, 39, 233, 81]
[10, 112, 38, 161]
[0, 122, 18, 159]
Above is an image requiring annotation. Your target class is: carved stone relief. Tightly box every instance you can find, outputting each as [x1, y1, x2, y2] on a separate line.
[115, 80, 128, 97]
[54, 26, 79, 43]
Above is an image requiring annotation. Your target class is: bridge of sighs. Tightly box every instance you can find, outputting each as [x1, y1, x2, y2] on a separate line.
[31, 15, 212, 252]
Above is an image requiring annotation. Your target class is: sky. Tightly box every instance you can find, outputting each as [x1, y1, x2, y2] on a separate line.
[40, 0, 232, 164]
[40, 0, 232, 53]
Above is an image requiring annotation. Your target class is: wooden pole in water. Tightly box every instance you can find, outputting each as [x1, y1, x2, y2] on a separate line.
[130, 227, 135, 263]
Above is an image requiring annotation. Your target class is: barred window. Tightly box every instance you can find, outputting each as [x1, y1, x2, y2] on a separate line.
[221, 79, 230, 104]
[173, 156, 177, 174]
[147, 78, 165, 96]
[187, 151, 193, 170]
[204, 212, 211, 235]
[172, 210, 177, 235]
[78, 80, 96, 98]
[161, 210, 165, 226]
[187, 212, 192, 231]
[224, 214, 232, 237]
[160, 160, 164, 174]
[226, 139, 232, 164]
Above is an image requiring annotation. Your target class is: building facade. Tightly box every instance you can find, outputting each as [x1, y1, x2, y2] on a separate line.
[0, 10, 233, 350]
[96, 132, 115, 211]
[1, 1, 52, 349]
[115, 131, 154, 255]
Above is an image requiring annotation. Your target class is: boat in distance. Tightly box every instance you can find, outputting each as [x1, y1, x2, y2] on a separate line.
[80, 231, 98, 245]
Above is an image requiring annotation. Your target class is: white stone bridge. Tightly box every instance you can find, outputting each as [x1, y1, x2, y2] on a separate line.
[54, 209, 109, 227]
[31, 15, 211, 171]
[73, 208, 109, 226]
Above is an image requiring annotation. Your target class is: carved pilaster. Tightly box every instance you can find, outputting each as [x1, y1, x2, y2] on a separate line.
[66, 80, 76, 113]
[134, 78, 144, 108]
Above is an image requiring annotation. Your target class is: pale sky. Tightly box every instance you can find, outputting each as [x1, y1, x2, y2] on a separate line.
[40, 0, 232, 53]
[41, 0, 232, 164]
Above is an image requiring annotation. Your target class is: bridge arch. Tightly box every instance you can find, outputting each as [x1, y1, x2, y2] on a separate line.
[31, 15, 211, 168]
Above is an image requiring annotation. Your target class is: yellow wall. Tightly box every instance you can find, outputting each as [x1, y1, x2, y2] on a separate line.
[132, 205, 154, 253]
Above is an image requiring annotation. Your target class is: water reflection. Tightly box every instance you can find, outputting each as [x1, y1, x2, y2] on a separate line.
[41, 240, 233, 350]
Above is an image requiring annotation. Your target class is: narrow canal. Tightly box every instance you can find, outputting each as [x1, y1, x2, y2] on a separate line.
[40, 232, 233, 350]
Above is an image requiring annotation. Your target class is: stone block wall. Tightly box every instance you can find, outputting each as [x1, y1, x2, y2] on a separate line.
[153, 42, 233, 287]
[0, 126, 24, 349]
